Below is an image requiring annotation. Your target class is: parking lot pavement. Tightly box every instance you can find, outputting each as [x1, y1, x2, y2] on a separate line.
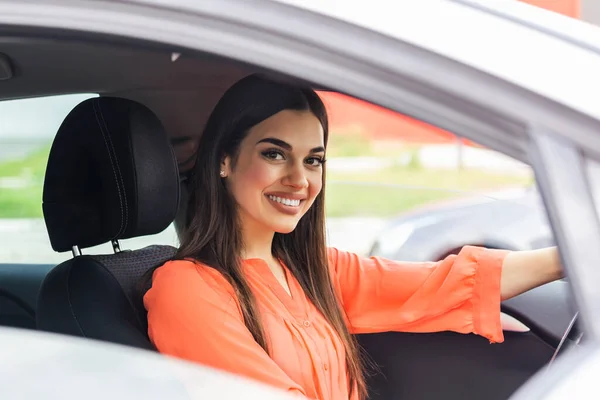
[1, 217, 386, 264]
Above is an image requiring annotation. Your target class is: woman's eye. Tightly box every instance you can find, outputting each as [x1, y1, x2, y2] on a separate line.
[306, 157, 324, 167]
[262, 150, 284, 160]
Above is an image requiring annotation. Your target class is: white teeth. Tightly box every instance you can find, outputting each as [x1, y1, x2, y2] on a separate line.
[268, 195, 300, 207]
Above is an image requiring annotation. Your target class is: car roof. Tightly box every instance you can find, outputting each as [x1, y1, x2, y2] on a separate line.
[270, 0, 600, 122]
[2, 0, 600, 161]
[0, 37, 260, 142]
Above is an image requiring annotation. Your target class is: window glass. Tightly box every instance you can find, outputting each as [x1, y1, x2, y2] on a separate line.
[0, 92, 554, 265]
[318, 93, 554, 260]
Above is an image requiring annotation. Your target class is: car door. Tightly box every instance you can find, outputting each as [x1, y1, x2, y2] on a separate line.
[1, 1, 599, 399]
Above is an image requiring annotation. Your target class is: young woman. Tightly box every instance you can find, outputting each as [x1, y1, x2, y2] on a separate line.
[143, 74, 563, 400]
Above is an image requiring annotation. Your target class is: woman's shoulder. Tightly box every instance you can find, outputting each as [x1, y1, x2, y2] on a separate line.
[144, 259, 243, 322]
[150, 258, 236, 298]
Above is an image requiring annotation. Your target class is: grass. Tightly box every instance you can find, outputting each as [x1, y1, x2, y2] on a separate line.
[0, 140, 532, 219]
[0, 145, 50, 179]
[325, 166, 533, 217]
[0, 186, 44, 218]
[327, 128, 374, 157]
[323, 134, 532, 217]
[0, 144, 50, 218]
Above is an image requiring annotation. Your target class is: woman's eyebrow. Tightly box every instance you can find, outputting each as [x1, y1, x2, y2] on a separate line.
[257, 137, 324, 153]
[256, 137, 291, 150]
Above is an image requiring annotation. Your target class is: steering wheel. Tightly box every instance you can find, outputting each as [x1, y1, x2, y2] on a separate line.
[547, 312, 584, 367]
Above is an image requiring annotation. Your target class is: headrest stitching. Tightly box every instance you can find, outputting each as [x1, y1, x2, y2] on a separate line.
[97, 103, 130, 237]
[166, 134, 180, 210]
[92, 100, 127, 238]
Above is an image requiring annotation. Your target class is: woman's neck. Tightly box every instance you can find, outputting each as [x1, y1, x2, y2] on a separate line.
[240, 223, 276, 261]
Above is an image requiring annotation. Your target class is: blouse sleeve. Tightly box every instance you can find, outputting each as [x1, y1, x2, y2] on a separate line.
[328, 245, 509, 343]
[144, 260, 308, 398]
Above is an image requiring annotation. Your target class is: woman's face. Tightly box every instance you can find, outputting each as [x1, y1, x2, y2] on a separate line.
[222, 109, 325, 236]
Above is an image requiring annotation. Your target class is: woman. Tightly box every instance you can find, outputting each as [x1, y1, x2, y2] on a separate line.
[143, 74, 563, 400]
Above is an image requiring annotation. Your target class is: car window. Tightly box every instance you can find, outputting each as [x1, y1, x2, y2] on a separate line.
[0, 92, 555, 265]
[0, 94, 179, 264]
[318, 93, 555, 260]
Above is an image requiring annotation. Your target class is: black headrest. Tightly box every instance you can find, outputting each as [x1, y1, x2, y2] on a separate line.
[43, 97, 180, 252]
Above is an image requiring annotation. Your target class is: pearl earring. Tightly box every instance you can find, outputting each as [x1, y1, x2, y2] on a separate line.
[220, 170, 226, 177]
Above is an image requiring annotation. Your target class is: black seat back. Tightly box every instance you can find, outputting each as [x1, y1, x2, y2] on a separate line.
[36, 97, 180, 350]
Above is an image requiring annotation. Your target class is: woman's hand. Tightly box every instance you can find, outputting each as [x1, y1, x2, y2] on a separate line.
[500, 247, 563, 301]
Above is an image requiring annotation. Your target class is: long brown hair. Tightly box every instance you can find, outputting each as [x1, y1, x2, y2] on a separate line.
[154, 75, 366, 398]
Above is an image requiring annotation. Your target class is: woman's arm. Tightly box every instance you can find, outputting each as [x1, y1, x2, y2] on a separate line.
[500, 247, 562, 301]
[328, 245, 563, 343]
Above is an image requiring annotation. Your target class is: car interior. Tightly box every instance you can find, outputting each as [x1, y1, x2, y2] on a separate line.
[0, 32, 578, 399]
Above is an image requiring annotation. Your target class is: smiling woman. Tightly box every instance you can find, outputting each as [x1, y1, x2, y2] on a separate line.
[221, 109, 326, 239]
[143, 75, 372, 399]
[141, 74, 562, 400]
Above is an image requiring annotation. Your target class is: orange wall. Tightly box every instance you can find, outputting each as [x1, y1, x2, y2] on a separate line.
[320, 92, 456, 144]
[323, 0, 580, 146]
[519, 0, 579, 18]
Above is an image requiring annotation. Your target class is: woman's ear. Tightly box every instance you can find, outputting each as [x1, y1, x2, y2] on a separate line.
[220, 156, 231, 178]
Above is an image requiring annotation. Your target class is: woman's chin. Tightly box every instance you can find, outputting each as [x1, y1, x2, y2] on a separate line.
[271, 221, 300, 235]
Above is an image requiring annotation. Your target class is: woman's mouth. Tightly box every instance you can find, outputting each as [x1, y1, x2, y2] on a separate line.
[267, 195, 301, 207]
[266, 194, 303, 215]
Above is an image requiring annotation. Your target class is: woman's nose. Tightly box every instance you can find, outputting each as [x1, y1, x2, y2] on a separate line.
[283, 163, 309, 188]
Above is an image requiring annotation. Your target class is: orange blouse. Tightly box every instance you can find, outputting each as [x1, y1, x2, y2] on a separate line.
[144, 246, 508, 400]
